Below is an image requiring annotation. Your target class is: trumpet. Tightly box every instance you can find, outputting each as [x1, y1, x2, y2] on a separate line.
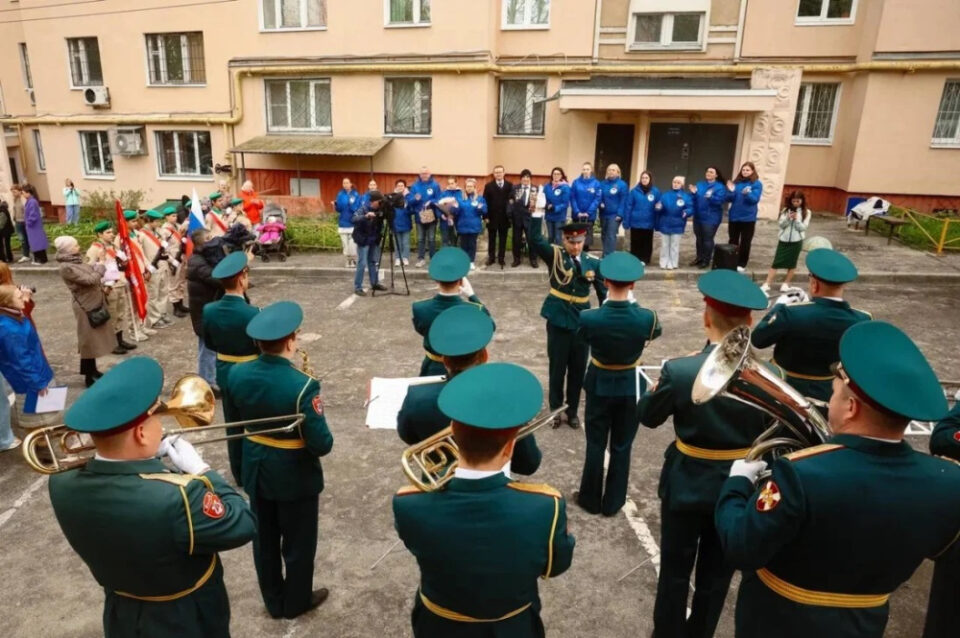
[401, 405, 566, 492]
[22, 375, 304, 475]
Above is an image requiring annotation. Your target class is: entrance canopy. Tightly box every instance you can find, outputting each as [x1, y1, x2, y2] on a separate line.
[558, 77, 776, 112]
[229, 135, 392, 157]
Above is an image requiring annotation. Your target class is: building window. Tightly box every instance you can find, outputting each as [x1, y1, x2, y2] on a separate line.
[386, 0, 430, 26]
[67, 37, 103, 87]
[266, 79, 332, 133]
[32, 129, 45, 172]
[792, 83, 840, 143]
[156, 131, 213, 177]
[384, 78, 431, 136]
[80, 131, 113, 176]
[18, 43, 34, 105]
[145, 32, 206, 85]
[631, 12, 704, 49]
[503, 0, 549, 29]
[262, 0, 326, 30]
[932, 80, 960, 146]
[498, 80, 546, 136]
[796, 0, 856, 24]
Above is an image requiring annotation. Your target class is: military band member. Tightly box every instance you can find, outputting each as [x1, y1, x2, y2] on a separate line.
[715, 321, 960, 638]
[576, 252, 660, 516]
[226, 301, 333, 619]
[636, 269, 773, 638]
[201, 251, 259, 485]
[393, 362, 575, 637]
[751, 248, 870, 402]
[139, 209, 173, 329]
[411, 247, 494, 377]
[48, 356, 256, 638]
[527, 215, 606, 429]
[161, 206, 189, 318]
[398, 304, 542, 476]
[206, 192, 229, 238]
[87, 221, 137, 355]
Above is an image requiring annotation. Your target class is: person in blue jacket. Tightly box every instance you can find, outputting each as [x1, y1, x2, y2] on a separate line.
[434, 176, 463, 249]
[598, 164, 629, 256]
[359, 178, 379, 212]
[623, 170, 660, 265]
[391, 179, 415, 266]
[726, 161, 763, 271]
[688, 166, 727, 269]
[656, 176, 692, 270]
[333, 177, 360, 268]
[543, 167, 571, 244]
[408, 166, 442, 267]
[571, 162, 602, 251]
[451, 178, 487, 269]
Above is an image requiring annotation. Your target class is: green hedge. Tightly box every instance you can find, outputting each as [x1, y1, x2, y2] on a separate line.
[887, 206, 960, 252]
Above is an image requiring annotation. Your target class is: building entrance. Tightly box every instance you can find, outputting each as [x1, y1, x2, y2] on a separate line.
[594, 124, 635, 183]
[646, 123, 739, 187]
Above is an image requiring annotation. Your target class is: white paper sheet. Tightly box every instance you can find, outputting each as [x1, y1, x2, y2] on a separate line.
[32, 386, 68, 414]
[365, 376, 445, 430]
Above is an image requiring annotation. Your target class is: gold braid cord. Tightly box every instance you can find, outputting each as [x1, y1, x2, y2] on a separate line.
[551, 246, 574, 287]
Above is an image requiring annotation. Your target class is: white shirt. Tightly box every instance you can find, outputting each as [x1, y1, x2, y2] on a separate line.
[497, 181, 504, 189]
[454, 461, 512, 480]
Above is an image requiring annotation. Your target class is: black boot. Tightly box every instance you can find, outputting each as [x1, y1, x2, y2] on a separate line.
[172, 301, 189, 318]
[117, 332, 137, 351]
[81, 359, 103, 387]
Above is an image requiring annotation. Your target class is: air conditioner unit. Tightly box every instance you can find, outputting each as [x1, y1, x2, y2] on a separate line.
[110, 127, 146, 156]
[83, 86, 110, 107]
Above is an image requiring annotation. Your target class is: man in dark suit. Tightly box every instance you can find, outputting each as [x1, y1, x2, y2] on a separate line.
[510, 169, 539, 268]
[482, 165, 513, 268]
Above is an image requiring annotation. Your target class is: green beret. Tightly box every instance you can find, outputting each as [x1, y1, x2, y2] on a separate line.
[162, 206, 177, 216]
[212, 251, 248, 280]
[429, 305, 494, 357]
[123, 210, 138, 221]
[839, 321, 947, 421]
[697, 270, 768, 312]
[600, 252, 644, 282]
[209, 191, 223, 201]
[65, 357, 164, 433]
[247, 301, 303, 341]
[428, 247, 471, 282]
[229, 197, 243, 206]
[147, 209, 165, 220]
[806, 248, 857, 284]
[438, 363, 543, 430]
[93, 221, 113, 234]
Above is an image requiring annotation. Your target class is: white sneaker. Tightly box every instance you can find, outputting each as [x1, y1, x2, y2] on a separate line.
[416, 260, 425, 268]
[17, 256, 29, 263]
[779, 283, 791, 292]
[737, 266, 746, 273]
[760, 283, 770, 293]
[141, 326, 158, 335]
[394, 258, 401, 266]
[470, 263, 476, 271]
[403, 258, 409, 266]
[0, 437, 22, 452]
[134, 333, 149, 342]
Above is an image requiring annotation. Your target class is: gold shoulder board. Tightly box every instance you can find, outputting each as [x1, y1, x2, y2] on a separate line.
[507, 482, 561, 498]
[395, 485, 422, 496]
[935, 455, 960, 467]
[856, 308, 874, 318]
[784, 443, 844, 461]
[139, 472, 199, 487]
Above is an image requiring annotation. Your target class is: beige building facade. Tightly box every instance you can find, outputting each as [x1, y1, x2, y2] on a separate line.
[1, 0, 958, 219]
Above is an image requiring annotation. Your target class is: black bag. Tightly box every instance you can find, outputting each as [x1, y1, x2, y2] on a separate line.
[71, 290, 111, 328]
[712, 243, 739, 270]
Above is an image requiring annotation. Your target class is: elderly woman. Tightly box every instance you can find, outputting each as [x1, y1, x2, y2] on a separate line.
[23, 184, 49, 264]
[56, 235, 116, 387]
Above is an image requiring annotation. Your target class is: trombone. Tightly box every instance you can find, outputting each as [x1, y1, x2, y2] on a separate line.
[22, 375, 304, 475]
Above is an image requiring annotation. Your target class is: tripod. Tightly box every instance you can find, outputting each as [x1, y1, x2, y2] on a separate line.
[373, 223, 410, 297]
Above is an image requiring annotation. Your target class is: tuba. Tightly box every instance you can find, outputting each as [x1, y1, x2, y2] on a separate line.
[692, 325, 832, 462]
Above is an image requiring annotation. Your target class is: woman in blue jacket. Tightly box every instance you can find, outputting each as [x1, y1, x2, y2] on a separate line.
[543, 167, 571, 244]
[408, 168, 442, 266]
[687, 166, 727, 269]
[434, 176, 463, 249]
[598, 164, 629, 256]
[570, 162, 602, 251]
[624, 170, 660, 264]
[656, 176, 692, 270]
[391, 179, 415, 266]
[451, 178, 487, 269]
[333, 177, 360, 267]
[726, 161, 763, 271]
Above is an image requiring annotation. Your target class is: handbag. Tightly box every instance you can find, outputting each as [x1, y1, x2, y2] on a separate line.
[71, 289, 111, 328]
[419, 205, 436, 225]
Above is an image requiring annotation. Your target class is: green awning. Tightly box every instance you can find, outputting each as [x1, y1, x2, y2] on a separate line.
[229, 135, 392, 157]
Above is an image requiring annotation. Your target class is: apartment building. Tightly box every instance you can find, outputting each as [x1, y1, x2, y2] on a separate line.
[0, 0, 958, 219]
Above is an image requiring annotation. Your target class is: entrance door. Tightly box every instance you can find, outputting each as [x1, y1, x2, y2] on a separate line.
[646, 123, 739, 188]
[8, 155, 19, 185]
[594, 124, 634, 183]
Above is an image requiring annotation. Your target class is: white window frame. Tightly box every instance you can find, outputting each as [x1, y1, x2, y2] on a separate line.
[497, 78, 547, 137]
[792, 82, 842, 146]
[18, 42, 34, 105]
[264, 78, 333, 133]
[795, 0, 857, 26]
[154, 130, 214, 180]
[79, 130, 114, 178]
[259, 0, 327, 32]
[384, 0, 431, 28]
[144, 33, 205, 87]
[32, 129, 45, 172]
[66, 37, 103, 89]
[501, 0, 550, 31]
[931, 79, 960, 148]
[629, 12, 706, 51]
[384, 77, 432, 137]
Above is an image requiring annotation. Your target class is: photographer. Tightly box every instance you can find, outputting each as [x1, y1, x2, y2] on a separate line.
[351, 191, 389, 296]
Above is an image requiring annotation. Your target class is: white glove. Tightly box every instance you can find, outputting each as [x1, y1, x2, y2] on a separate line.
[729, 459, 767, 484]
[459, 277, 475, 298]
[155, 437, 174, 459]
[165, 437, 210, 475]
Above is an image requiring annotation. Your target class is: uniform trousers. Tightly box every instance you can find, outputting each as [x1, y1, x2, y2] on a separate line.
[546, 323, 587, 420]
[923, 560, 960, 638]
[250, 492, 319, 619]
[214, 362, 242, 486]
[104, 284, 128, 337]
[168, 259, 187, 304]
[728, 221, 756, 268]
[578, 394, 638, 515]
[660, 234, 681, 269]
[146, 263, 170, 327]
[630, 228, 653, 264]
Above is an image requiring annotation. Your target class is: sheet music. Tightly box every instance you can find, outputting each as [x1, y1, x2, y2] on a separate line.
[29, 386, 68, 414]
[365, 376, 445, 430]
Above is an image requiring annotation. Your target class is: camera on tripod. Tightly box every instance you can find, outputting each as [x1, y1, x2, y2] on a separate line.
[373, 191, 405, 225]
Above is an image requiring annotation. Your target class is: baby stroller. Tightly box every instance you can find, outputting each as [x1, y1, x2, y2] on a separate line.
[256, 202, 290, 262]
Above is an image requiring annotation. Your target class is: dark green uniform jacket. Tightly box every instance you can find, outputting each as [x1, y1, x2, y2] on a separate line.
[49, 459, 256, 638]
[925, 403, 960, 638]
[579, 300, 661, 397]
[715, 435, 960, 638]
[412, 294, 495, 376]
[751, 297, 870, 401]
[397, 381, 542, 475]
[931, 402, 960, 460]
[393, 473, 575, 637]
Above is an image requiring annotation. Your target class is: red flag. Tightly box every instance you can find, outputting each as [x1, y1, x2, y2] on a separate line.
[116, 200, 148, 321]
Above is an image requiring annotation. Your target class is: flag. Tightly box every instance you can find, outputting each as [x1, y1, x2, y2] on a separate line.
[184, 187, 205, 258]
[116, 200, 148, 321]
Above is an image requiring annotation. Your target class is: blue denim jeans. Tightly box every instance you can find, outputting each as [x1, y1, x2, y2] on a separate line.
[600, 216, 621, 256]
[694, 222, 719, 265]
[546, 221, 564, 245]
[0, 375, 14, 448]
[197, 337, 217, 388]
[65, 204, 81, 225]
[417, 222, 437, 260]
[458, 233, 479, 262]
[355, 244, 381, 290]
[394, 231, 411, 260]
[15, 221, 29, 258]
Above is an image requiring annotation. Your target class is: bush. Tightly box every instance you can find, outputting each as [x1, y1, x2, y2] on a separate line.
[887, 206, 960, 252]
[80, 188, 147, 222]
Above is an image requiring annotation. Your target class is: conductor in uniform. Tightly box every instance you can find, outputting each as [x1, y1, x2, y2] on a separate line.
[226, 301, 334, 619]
[715, 321, 960, 638]
[636, 270, 774, 638]
[48, 357, 256, 638]
[393, 362, 575, 637]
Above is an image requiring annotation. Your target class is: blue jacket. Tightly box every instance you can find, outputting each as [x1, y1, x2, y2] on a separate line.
[408, 176, 442, 223]
[334, 188, 360, 228]
[391, 195, 415, 233]
[728, 179, 763, 222]
[599, 178, 629, 218]
[690, 180, 727, 226]
[452, 194, 487, 234]
[543, 182, 571, 223]
[657, 189, 692, 235]
[624, 185, 661, 230]
[0, 312, 53, 394]
[571, 176, 602, 221]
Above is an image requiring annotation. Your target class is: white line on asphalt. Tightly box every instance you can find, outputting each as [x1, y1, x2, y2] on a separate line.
[622, 498, 661, 576]
[0, 476, 46, 529]
[281, 619, 298, 638]
[337, 294, 358, 310]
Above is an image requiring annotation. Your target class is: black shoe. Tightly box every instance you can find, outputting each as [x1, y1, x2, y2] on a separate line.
[354, 288, 366, 296]
[284, 588, 329, 619]
[688, 258, 701, 267]
[511, 260, 521, 268]
[530, 260, 539, 268]
[486, 256, 496, 266]
[84, 372, 102, 388]
[112, 346, 128, 355]
[172, 302, 189, 318]
[568, 414, 581, 429]
[551, 414, 563, 429]
[372, 283, 388, 291]
[698, 261, 709, 269]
